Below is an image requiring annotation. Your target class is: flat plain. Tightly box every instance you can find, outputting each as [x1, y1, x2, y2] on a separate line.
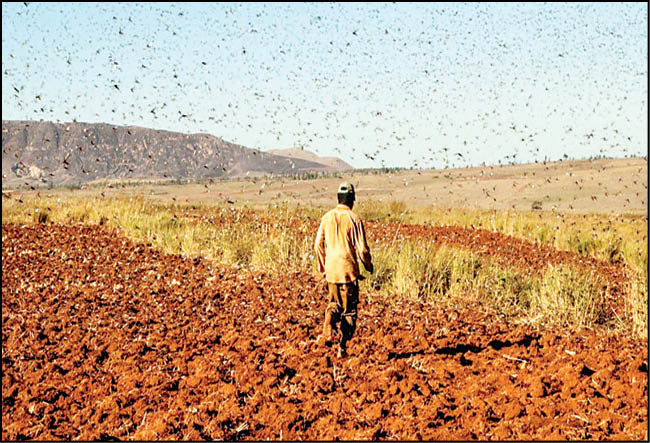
[2, 157, 647, 440]
[11, 157, 642, 212]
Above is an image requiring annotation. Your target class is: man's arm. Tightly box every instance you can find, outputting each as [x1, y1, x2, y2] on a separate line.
[314, 218, 326, 274]
[355, 218, 373, 273]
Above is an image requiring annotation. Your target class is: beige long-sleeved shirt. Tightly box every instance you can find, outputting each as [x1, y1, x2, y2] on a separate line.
[315, 204, 372, 283]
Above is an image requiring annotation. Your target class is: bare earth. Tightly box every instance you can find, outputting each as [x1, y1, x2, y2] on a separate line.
[2, 157, 647, 441]
[2, 223, 647, 440]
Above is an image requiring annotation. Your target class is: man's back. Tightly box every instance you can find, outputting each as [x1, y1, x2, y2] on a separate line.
[314, 182, 373, 357]
[315, 203, 372, 283]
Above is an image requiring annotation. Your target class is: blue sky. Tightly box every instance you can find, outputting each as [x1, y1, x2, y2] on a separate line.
[2, 2, 647, 169]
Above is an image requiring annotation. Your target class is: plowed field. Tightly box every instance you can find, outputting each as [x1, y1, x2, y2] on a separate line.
[2, 223, 647, 440]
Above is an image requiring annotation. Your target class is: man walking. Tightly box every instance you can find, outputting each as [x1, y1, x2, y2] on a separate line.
[314, 182, 373, 357]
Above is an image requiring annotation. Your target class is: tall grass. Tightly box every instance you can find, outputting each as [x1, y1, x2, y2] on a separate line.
[357, 200, 647, 272]
[1, 196, 315, 272]
[2, 195, 646, 338]
[364, 242, 611, 332]
[356, 200, 647, 338]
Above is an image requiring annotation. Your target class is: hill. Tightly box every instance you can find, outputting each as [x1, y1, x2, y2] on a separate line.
[267, 146, 353, 171]
[1, 120, 350, 188]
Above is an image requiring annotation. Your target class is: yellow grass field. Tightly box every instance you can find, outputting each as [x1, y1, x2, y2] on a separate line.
[4, 157, 646, 214]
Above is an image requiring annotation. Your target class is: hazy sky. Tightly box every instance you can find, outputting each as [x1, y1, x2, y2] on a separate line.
[2, 2, 647, 169]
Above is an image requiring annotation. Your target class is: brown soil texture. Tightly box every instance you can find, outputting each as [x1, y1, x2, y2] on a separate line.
[2, 224, 647, 441]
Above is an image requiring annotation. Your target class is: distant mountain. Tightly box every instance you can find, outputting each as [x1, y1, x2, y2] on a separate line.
[1, 120, 351, 188]
[267, 147, 353, 171]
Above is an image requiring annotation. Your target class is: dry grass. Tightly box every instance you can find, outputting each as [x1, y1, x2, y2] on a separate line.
[365, 241, 612, 332]
[2, 158, 646, 338]
[4, 157, 646, 214]
[2, 188, 646, 339]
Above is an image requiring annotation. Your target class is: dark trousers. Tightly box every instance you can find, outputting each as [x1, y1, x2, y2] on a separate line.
[324, 281, 359, 351]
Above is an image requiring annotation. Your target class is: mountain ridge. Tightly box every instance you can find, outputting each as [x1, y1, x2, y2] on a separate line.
[1, 120, 351, 188]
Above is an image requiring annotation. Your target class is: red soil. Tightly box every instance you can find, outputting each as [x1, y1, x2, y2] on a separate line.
[2, 224, 647, 440]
